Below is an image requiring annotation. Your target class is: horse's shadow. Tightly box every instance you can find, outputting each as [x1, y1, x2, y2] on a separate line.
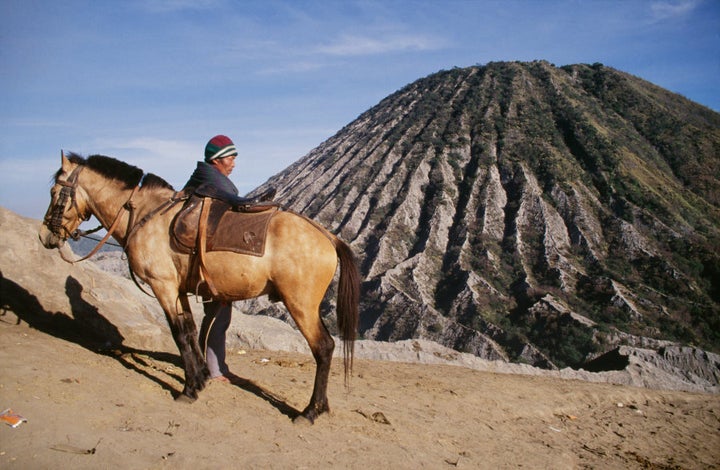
[0, 271, 300, 420]
[224, 372, 300, 419]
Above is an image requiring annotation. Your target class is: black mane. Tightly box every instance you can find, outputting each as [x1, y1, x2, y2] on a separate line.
[58, 152, 174, 190]
[141, 173, 175, 191]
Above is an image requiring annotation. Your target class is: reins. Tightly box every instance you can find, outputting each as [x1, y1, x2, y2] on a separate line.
[123, 194, 187, 298]
[124, 192, 186, 243]
[58, 185, 140, 264]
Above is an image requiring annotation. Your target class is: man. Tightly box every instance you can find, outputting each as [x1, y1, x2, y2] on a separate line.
[183, 134, 274, 382]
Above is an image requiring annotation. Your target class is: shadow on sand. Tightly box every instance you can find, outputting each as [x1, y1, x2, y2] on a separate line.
[0, 270, 301, 420]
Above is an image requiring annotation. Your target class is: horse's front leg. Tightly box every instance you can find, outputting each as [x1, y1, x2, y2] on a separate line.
[155, 289, 210, 401]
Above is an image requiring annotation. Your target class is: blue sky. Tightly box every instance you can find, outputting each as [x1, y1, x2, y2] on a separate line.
[1, 0, 718, 220]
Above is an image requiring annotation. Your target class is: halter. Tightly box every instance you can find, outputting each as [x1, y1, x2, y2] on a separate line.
[45, 164, 141, 263]
[45, 165, 87, 240]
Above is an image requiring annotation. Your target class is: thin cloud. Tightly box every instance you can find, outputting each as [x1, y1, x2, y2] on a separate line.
[650, 0, 700, 21]
[97, 137, 195, 158]
[317, 33, 446, 56]
[256, 60, 326, 76]
[135, 0, 222, 13]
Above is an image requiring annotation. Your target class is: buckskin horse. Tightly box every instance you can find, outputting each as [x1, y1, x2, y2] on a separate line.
[38, 152, 360, 423]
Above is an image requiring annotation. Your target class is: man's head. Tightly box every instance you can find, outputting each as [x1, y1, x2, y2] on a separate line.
[205, 134, 237, 176]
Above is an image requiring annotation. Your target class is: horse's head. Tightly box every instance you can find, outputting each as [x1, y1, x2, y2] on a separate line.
[38, 152, 91, 249]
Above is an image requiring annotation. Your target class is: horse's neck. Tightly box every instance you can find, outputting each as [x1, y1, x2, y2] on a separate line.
[84, 186, 129, 243]
[86, 182, 171, 245]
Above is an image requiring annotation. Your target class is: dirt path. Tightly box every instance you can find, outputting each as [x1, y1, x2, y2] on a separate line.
[1, 319, 718, 469]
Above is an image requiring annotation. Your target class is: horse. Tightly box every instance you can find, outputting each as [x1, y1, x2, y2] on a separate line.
[38, 152, 360, 423]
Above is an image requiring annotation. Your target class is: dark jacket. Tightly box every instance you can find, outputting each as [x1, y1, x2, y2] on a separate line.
[183, 161, 238, 196]
[184, 161, 276, 207]
[183, 161, 256, 206]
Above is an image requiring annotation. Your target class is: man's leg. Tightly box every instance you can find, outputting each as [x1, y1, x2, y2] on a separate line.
[199, 300, 232, 378]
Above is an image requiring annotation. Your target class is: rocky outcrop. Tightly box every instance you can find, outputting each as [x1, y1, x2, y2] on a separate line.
[0, 207, 175, 352]
[585, 345, 720, 393]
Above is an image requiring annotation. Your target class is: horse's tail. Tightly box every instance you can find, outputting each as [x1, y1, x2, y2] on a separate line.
[332, 236, 360, 383]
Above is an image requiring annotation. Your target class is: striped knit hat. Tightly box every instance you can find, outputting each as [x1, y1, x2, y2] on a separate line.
[204, 135, 237, 162]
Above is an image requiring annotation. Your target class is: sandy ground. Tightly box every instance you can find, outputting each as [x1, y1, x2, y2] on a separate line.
[1, 314, 719, 470]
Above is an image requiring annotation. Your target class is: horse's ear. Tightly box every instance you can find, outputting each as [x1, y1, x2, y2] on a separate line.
[61, 150, 72, 171]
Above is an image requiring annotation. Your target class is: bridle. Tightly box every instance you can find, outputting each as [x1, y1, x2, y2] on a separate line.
[44, 164, 141, 263]
[45, 165, 88, 240]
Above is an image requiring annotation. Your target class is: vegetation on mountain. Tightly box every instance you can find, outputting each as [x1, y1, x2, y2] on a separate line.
[252, 61, 720, 369]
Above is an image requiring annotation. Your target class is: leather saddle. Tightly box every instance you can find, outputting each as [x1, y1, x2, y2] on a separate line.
[172, 194, 279, 257]
[172, 194, 280, 298]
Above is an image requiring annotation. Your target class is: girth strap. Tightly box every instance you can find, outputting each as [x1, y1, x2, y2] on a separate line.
[196, 197, 220, 298]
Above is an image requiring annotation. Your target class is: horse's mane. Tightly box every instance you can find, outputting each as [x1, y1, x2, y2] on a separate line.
[59, 152, 174, 191]
[140, 173, 175, 191]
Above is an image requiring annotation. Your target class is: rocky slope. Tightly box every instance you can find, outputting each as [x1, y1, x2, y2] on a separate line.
[250, 61, 720, 370]
[1, 207, 718, 393]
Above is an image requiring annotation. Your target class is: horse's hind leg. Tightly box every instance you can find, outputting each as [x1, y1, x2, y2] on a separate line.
[283, 297, 335, 423]
[157, 290, 210, 401]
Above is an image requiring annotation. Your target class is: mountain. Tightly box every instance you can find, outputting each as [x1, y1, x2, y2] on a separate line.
[249, 61, 720, 369]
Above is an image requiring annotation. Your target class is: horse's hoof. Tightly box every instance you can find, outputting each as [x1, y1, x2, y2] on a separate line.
[292, 414, 314, 426]
[175, 393, 197, 404]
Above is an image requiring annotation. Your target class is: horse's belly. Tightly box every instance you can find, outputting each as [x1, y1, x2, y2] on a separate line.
[203, 251, 272, 300]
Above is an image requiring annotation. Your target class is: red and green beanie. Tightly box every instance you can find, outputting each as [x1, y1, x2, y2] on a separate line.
[204, 135, 237, 162]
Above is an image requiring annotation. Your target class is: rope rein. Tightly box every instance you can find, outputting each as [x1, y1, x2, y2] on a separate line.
[58, 185, 139, 264]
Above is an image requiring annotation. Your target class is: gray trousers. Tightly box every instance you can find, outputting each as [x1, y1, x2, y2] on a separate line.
[199, 300, 232, 378]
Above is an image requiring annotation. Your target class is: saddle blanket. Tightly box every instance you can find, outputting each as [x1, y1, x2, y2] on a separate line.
[172, 196, 278, 256]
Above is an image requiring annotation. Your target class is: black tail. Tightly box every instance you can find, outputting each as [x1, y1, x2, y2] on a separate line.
[333, 237, 360, 383]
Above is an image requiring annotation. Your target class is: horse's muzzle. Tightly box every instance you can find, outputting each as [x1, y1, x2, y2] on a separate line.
[38, 223, 65, 249]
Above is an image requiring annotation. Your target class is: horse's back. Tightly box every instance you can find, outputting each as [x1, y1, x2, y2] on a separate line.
[265, 210, 339, 277]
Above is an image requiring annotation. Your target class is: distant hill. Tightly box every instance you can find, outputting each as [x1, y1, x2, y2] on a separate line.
[250, 61, 720, 370]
